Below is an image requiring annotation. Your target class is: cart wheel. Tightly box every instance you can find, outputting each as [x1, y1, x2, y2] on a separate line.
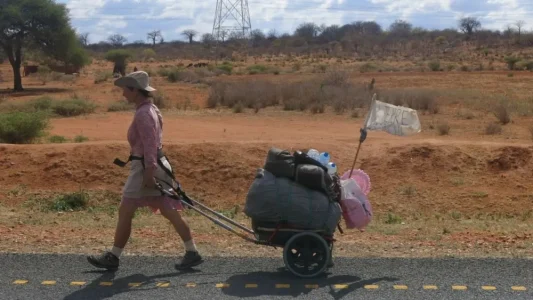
[283, 232, 330, 278]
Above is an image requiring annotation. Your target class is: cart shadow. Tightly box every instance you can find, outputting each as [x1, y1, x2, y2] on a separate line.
[62, 269, 190, 300]
[221, 268, 399, 299]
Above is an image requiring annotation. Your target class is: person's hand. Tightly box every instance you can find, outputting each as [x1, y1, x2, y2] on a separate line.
[143, 169, 156, 189]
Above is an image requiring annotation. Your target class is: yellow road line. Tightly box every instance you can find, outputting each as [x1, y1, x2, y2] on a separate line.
[186, 282, 196, 288]
[216, 283, 229, 288]
[276, 284, 290, 288]
[452, 285, 467, 290]
[423, 285, 438, 290]
[364, 285, 379, 290]
[41, 281, 56, 285]
[305, 284, 319, 289]
[99, 282, 113, 286]
[156, 282, 170, 288]
[334, 284, 348, 289]
[394, 285, 408, 290]
[12, 280, 28, 285]
[482, 286, 496, 291]
[70, 281, 86, 286]
[245, 284, 258, 288]
[128, 282, 142, 287]
[512, 286, 527, 291]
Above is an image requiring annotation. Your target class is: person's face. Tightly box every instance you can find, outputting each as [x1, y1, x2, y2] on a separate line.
[122, 87, 138, 103]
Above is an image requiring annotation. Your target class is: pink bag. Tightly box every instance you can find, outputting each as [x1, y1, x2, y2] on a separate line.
[340, 169, 371, 195]
[340, 177, 373, 231]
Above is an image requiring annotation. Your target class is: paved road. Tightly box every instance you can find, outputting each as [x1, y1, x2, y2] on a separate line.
[1, 253, 532, 300]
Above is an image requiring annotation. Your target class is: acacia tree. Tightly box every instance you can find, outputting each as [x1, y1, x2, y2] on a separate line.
[0, 0, 87, 91]
[181, 29, 198, 44]
[459, 17, 481, 38]
[105, 49, 131, 76]
[515, 20, 525, 42]
[108, 34, 127, 47]
[147, 30, 163, 46]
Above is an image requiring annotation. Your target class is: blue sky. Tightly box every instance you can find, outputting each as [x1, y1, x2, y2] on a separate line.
[58, 0, 531, 44]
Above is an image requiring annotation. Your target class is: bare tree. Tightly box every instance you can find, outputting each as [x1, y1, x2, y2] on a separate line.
[267, 29, 278, 40]
[181, 29, 198, 44]
[201, 33, 215, 48]
[459, 17, 481, 38]
[389, 20, 412, 38]
[219, 30, 228, 42]
[515, 20, 526, 42]
[107, 34, 127, 47]
[147, 30, 163, 46]
[78, 32, 89, 46]
[295, 22, 320, 42]
[250, 29, 265, 47]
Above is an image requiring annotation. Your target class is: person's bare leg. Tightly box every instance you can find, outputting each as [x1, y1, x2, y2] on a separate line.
[113, 201, 138, 249]
[160, 207, 203, 268]
[160, 208, 193, 243]
[87, 200, 137, 269]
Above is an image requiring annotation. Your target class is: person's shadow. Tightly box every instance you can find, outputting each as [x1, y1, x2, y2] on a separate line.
[62, 269, 196, 300]
[221, 267, 399, 299]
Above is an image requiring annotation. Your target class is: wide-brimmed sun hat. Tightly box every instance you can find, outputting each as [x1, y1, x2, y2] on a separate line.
[114, 71, 156, 92]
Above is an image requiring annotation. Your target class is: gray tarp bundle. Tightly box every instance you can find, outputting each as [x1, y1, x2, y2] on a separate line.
[244, 148, 342, 234]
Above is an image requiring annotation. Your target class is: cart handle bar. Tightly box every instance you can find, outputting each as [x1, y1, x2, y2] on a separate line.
[156, 183, 257, 240]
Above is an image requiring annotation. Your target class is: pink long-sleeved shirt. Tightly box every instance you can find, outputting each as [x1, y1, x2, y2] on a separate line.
[127, 100, 163, 170]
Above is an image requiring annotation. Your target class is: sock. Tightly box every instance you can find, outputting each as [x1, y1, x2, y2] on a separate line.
[184, 240, 197, 252]
[111, 246, 123, 258]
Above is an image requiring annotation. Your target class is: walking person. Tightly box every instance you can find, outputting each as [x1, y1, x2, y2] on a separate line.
[87, 71, 203, 270]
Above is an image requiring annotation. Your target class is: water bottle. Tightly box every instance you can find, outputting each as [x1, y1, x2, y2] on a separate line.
[319, 152, 330, 166]
[327, 162, 337, 175]
[307, 149, 320, 161]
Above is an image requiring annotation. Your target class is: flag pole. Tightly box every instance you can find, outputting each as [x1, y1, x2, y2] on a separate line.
[348, 93, 376, 178]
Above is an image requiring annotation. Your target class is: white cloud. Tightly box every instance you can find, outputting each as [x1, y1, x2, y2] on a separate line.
[63, 0, 533, 43]
[66, 0, 108, 18]
[89, 18, 129, 42]
[369, 0, 452, 19]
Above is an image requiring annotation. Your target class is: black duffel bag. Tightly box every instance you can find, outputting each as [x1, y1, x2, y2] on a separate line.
[263, 147, 341, 202]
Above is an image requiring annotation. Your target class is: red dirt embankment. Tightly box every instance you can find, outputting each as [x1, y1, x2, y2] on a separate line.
[1, 141, 531, 217]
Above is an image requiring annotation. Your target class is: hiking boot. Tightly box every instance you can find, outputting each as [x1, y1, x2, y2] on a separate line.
[87, 251, 119, 270]
[175, 251, 204, 270]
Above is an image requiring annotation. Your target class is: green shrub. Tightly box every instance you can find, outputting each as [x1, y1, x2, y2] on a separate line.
[0, 111, 49, 144]
[217, 64, 233, 74]
[94, 71, 111, 84]
[152, 93, 167, 109]
[52, 98, 97, 116]
[504, 56, 521, 70]
[74, 135, 89, 143]
[247, 64, 268, 75]
[108, 101, 133, 112]
[30, 97, 54, 111]
[48, 135, 68, 143]
[428, 60, 441, 71]
[50, 191, 89, 212]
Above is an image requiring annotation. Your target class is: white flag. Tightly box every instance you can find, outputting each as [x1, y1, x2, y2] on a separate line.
[363, 96, 421, 136]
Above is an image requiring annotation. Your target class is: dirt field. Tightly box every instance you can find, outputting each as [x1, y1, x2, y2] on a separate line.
[0, 59, 532, 259]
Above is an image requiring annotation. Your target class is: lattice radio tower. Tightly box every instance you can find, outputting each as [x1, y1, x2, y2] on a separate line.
[212, 0, 252, 42]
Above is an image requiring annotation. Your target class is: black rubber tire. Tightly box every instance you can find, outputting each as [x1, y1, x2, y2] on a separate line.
[283, 232, 330, 278]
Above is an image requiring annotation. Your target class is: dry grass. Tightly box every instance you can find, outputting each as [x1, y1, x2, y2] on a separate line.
[493, 104, 511, 124]
[379, 89, 439, 114]
[485, 123, 502, 135]
[2, 191, 532, 258]
[206, 70, 440, 115]
[437, 122, 450, 135]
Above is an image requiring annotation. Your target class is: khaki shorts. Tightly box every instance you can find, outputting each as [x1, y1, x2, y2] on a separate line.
[122, 157, 175, 198]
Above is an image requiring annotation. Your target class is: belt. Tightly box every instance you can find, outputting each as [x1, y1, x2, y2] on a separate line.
[113, 148, 175, 180]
